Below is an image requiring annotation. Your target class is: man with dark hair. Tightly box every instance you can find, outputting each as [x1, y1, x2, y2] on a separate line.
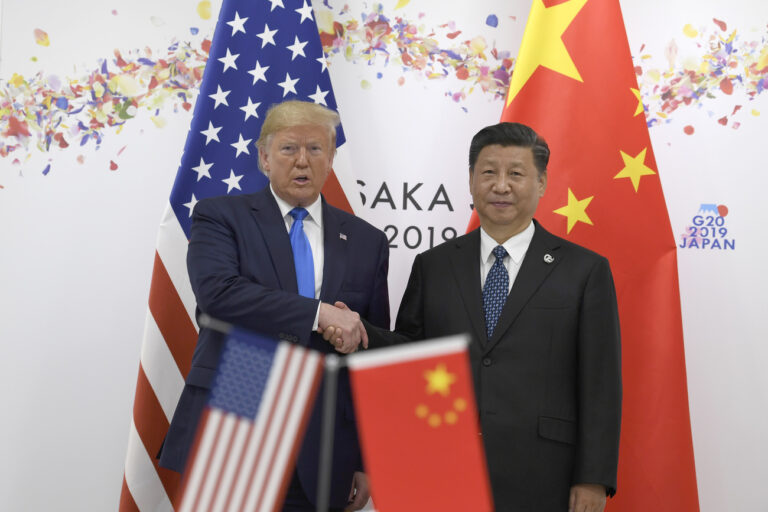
[326, 121, 621, 511]
[159, 100, 390, 511]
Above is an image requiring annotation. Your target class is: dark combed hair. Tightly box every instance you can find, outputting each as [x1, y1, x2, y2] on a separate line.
[468, 122, 550, 174]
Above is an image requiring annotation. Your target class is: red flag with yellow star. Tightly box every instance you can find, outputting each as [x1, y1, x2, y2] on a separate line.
[466, 0, 699, 509]
[347, 336, 493, 511]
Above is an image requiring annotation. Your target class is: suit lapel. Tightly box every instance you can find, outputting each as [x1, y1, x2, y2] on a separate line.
[449, 230, 487, 346]
[486, 221, 563, 351]
[319, 199, 347, 302]
[248, 188, 299, 293]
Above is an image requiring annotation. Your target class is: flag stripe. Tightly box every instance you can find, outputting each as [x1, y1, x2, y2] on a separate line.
[219, 422, 255, 512]
[347, 335, 469, 369]
[156, 203, 199, 323]
[210, 420, 251, 512]
[181, 408, 221, 512]
[197, 413, 238, 511]
[148, 251, 197, 377]
[124, 419, 175, 512]
[272, 351, 323, 511]
[260, 350, 314, 512]
[245, 346, 304, 512]
[270, 352, 324, 512]
[205, 414, 244, 512]
[226, 344, 291, 512]
[132, 365, 183, 500]
[119, 476, 139, 512]
[141, 312, 186, 422]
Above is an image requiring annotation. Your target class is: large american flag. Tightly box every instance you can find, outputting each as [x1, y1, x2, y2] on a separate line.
[178, 330, 324, 512]
[120, 0, 353, 509]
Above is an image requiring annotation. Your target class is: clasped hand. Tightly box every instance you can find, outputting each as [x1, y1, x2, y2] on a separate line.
[317, 301, 367, 354]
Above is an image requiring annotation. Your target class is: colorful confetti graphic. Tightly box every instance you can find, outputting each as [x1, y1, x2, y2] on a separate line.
[636, 18, 768, 132]
[1, 6, 766, 171]
[314, 3, 514, 106]
[1, 39, 208, 165]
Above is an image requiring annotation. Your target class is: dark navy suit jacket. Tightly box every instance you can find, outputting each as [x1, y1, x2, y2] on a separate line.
[159, 187, 390, 508]
[367, 221, 621, 511]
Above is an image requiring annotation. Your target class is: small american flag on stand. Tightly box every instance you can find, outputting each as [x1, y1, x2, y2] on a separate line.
[178, 329, 324, 512]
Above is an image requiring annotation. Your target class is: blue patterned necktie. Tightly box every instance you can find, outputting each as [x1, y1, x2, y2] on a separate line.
[289, 207, 315, 298]
[482, 245, 509, 339]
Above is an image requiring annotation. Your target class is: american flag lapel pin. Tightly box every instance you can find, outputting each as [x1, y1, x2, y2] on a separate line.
[340, 233, 347, 240]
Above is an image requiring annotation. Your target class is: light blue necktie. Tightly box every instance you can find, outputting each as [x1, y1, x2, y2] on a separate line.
[482, 245, 509, 339]
[289, 207, 315, 298]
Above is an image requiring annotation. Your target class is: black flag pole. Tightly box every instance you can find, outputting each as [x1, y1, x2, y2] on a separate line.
[316, 353, 341, 512]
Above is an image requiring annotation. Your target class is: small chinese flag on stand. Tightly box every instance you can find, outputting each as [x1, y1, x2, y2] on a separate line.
[347, 336, 493, 512]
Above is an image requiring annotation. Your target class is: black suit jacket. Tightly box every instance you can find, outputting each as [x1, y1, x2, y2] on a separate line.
[369, 220, 621, 511]
[159, 187, 390, 508]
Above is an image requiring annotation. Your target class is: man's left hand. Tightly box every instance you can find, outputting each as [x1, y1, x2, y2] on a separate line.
[345, 471, 370, 511]
[569, 483, 606, 512]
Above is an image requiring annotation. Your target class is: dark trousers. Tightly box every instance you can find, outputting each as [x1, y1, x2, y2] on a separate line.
[281, 471, 344, 512]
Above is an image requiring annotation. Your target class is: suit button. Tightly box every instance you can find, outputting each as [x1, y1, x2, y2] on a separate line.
[482, 358, 492, 367]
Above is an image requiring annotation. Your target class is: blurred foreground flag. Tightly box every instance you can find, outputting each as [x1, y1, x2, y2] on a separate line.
[178, 329, 323, 512]
[347, 336, 493, 512]
[468, 0, 699, 510]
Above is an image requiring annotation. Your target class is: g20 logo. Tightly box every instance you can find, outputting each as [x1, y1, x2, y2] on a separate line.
[679, 204, 735, 250]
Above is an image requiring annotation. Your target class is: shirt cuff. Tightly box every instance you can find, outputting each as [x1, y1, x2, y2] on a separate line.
[312, 302, 321, 331]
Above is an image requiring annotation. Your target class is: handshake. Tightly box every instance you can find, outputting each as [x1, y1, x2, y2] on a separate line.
[317, 301, 367, 354]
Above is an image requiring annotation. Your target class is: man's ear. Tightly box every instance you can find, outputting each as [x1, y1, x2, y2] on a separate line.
[258, 147, 269, 173]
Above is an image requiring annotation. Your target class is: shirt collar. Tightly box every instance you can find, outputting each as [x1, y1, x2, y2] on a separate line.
[270, 185, 323, 228]
[479, 220, 535, 265]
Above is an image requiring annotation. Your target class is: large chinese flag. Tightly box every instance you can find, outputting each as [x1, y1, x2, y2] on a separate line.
[468, 0, 700, 509]
[347, 336, 493, 512]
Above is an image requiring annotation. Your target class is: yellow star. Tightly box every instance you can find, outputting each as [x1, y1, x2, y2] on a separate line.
[614, 148, 656, 192]
[631, 88, 644, 116]
[506, 0, 588, 106]
[424, 364, 456, 397]
[553, 188, 594, 234]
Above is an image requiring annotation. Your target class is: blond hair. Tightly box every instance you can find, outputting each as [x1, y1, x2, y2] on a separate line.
[256, 100, 340, 152]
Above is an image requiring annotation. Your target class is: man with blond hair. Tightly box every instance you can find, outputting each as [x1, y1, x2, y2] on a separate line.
[159, 100, 390, 511]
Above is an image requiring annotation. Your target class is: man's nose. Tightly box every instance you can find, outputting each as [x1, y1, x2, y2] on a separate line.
[492, 174, 511, 191]
[295, 147, 309, 166]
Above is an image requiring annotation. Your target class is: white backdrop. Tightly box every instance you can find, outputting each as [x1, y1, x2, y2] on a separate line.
[1, 0, 767, 510]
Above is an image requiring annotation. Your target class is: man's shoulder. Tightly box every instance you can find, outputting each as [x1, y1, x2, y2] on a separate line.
[417, 230, 477, 261]
[533, 221, 609, 264]
[195, 190, 265, 214]
[324, 202, 386, 239]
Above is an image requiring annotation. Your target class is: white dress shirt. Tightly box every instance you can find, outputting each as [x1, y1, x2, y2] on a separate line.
[271, 185, 324, 327]
[479, 220, 535, 294]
